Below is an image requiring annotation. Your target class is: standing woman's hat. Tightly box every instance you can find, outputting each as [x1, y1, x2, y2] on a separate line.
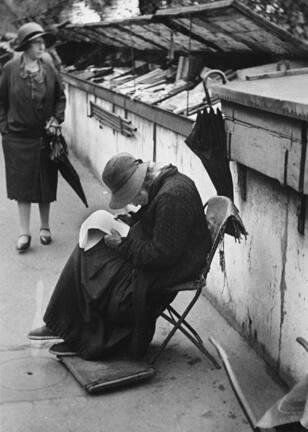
[102, 153, 150, 209]
[15, 22, 56, 52]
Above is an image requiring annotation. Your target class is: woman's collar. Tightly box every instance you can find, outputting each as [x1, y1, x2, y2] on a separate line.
[19, 54, 44, 82]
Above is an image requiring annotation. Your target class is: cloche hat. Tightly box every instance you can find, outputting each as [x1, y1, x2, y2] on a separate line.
[15, 22, 56, 52]
[102, 153, 150, 209]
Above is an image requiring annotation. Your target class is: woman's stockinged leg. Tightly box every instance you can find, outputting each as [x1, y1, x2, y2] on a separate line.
[39, 202, 50, 230]
[18, 201, 31, 235]
[39, 203, 51, 244]
[16, 201, 32, 252]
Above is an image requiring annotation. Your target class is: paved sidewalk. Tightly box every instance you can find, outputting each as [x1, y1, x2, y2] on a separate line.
[0, 146, 285, 432]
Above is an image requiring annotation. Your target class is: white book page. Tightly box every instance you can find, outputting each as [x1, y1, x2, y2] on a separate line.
[79, 210, 130, 251]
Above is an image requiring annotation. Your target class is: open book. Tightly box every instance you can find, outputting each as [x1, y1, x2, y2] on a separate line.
[79, 210, 130, 252]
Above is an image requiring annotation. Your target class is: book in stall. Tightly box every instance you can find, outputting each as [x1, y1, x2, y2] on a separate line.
[79, 210, 130, 252]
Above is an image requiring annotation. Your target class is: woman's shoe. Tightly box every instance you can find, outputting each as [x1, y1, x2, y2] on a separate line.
[27, 325, 61, 340]
[49, 342, 77, 356]
[16, 234, 31, 253]
[40, 228, 51, 245]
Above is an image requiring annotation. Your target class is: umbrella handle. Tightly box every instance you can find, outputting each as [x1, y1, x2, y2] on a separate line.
[202, 70, 228, 107]
[296, 337, 308, 355]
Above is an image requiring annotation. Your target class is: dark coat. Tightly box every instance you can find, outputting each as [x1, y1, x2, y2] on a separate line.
[119, 165, 210, 288]
[0, 53, 65, 135]
[44, 166, 211, 359]
[0, 54, 66, 202]
[117, 165, 211, 355]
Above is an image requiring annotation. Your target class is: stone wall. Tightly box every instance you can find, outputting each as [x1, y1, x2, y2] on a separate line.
[63, 78, 308, 385]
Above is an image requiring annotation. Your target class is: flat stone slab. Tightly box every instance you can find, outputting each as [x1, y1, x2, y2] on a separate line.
[0, 356, 68, 391]
[0, 348, 84, 403]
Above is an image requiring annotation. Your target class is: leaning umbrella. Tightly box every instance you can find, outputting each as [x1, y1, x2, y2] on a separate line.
[53, 152, 88, 208]
[46, 130, 88, 207]
[185, 70, 234, 201]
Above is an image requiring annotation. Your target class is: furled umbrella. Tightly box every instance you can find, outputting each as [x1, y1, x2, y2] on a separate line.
[46, 130, 88, 207]
[54, 153, 89, 208]
[185, 70, 234, 201]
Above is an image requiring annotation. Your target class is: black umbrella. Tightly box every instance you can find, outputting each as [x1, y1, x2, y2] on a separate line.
[47, 130, 88, 207]
[54, 152, 88, 207]
[185, 70, 234, 201]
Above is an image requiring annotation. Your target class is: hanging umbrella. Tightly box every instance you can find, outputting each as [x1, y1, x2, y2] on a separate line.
[48, 130, 88, 207]
[54, 152, 88, 207]
[185, 70, 234, 201]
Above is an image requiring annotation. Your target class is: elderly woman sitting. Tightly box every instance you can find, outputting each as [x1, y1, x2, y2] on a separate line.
[28, 153, 211, 358]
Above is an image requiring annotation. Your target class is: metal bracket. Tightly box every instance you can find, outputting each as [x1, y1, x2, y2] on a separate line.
[298, 122, 307, 234]
[89, 101, 137, 138]
[238, 164, 247, 202]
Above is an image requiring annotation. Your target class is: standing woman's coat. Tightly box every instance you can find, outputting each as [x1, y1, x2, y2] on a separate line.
[0, 53, 66, 202]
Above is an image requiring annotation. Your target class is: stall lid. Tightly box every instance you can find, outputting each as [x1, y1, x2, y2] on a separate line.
[211, 72, 308, 122]
[60, 0, 308, 58]
[211, 71, 308, 202]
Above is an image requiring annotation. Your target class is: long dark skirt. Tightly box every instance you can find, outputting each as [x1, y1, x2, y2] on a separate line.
[2, 133, 57, 203]
[44, 240, 136, 360]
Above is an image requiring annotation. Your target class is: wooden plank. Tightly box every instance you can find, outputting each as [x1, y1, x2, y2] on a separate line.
[190, 17, 252, 52]
[69, 14, 153, 29]
[87, 27, 139, 48]
[63, 73, 194, 137]
[197, 15, 271, 53]
[61, 28, 92, 43]
[225, 117, 303, 192]
[96, 27, 159, 50]
[162, 17, 222, 52]
[167, 31, 209, 52]
[208, 11, 256, 33]
[76, 27, 111, 46]
[122, 24, 168, 50]
[245, 67, 308, 82]
[109, 26, 158, 50]
[109, 25, 161, 51]
[222, 103, 306, 194]
[231, 104, 295, 139]
[120, 24, 168, 51]
[233, 0, 308, 55]
[155, 0, 234, 17]
[70, 26, 127, 47]
[236, 60, 308, 81]
[229, 121, 293, 186]
[239, 31, 292, 55]
[221, 101, 234, 120]
[95, 26, 142, 49]
[145, 23, 188, 52]
[234, 16, 261, 32]
[288, 135, 302, 193]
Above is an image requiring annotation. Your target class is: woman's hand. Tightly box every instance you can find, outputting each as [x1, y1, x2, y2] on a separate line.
[104, 229, 122, 249]
[115, 213, 135, 226]
[46, 116, 61, 135]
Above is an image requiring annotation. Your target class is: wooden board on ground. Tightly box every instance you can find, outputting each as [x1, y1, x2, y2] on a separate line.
[60, 356, 155, 395]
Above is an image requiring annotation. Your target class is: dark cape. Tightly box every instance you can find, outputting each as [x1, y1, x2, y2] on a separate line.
[44, 166, 211, 359]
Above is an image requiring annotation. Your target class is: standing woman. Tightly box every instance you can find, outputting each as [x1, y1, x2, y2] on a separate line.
[0, 22, 66, 252]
